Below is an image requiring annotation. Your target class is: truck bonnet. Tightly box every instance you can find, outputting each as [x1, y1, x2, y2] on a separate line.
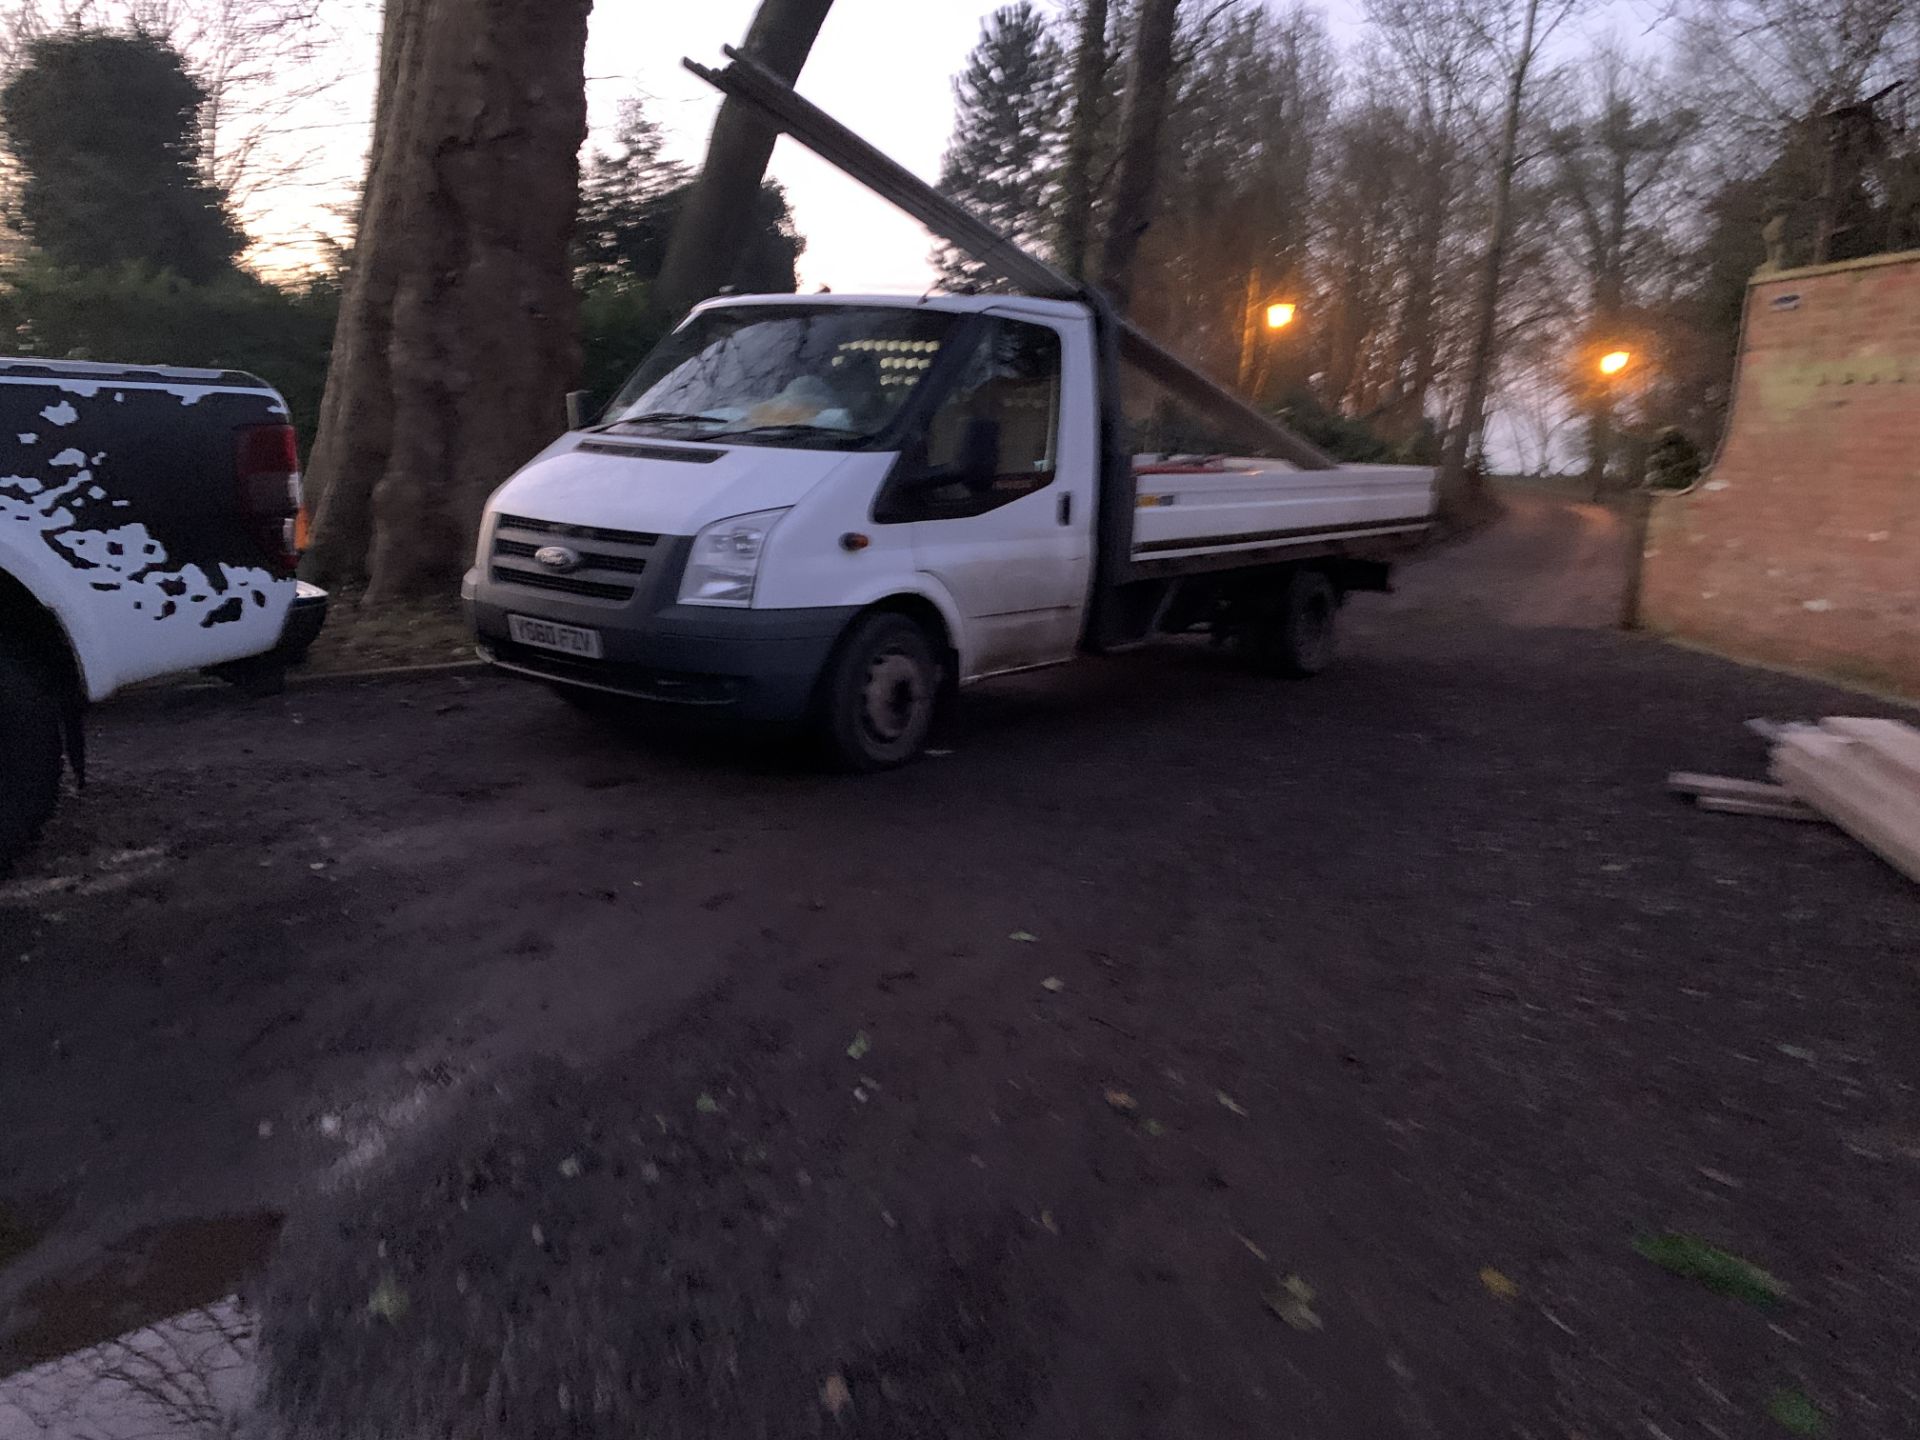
[488, 435, 869, 537]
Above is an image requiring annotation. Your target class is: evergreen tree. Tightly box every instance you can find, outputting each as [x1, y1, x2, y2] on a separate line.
[575, 97, 691, 288]
[575, 94, 805, 301]
[935, 3, 1066, 290]
[1, 30, 245, 282]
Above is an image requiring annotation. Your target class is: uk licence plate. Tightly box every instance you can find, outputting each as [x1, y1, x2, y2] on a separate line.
[508, 614, 603, 659]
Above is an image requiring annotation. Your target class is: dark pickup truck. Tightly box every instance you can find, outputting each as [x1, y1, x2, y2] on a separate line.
[0, 357, 325, 868]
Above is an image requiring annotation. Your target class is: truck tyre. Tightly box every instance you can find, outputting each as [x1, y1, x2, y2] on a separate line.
[0, 635, 65, 871]
[816, 611, 939, 771]
[1244, 567, 1337, 678]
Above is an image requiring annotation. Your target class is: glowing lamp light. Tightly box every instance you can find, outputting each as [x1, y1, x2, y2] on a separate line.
[1265, 302, 1297, 330]
[1598, 349, 1632, 377]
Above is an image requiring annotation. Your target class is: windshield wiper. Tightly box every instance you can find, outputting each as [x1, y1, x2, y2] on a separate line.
[604, 410, 725, 429]
[701, 423, 866, 445]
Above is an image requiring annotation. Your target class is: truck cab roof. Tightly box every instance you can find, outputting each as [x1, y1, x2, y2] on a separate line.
[0, 356, 274, 390]
[689, 291, 1092, 325]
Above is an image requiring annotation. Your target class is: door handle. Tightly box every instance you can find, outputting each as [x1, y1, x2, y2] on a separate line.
[1057, 492, 1073, 526]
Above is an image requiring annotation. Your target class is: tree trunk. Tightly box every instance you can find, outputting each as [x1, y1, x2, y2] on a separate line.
[651, 0, 835, 324]
[299, 0, 427, 587]
[1437, 0, 1541, 525]
[302, 0, 592, 600]
[1584, 135, 1629, 499]
[1095, 0, 1181, 314]
[1056, 0, 1108, 282]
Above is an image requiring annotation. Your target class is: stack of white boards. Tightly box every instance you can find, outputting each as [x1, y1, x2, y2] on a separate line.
[1769, 718, 1920, 886]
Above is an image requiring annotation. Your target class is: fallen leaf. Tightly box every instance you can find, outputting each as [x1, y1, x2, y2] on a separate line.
[695, 1093, 722, 1115]
[256, 1120, 274, 1139]
[1104, 1089, 1137, 1114]
[317, 1114, 342, 1138]
[1766, 1387, 1825, 1436]
[1777, 1044, 1817, 1063]
[558, 1155, 582, 1179]
[1040, 1210, 1058, 1234]
[1479, 1267, 1518, 1300]
[1697, 1166, 1742, 1189]
[1217, 1091, 1248, 1117]
[1010, 930, 1038, 943]
[530, 1223, 545, 1247]
[1264, 1274, 1323, 1331]
[846, 1031, 871, 1061]
[366, 1274, 408, 1323]
[1235, 1232, 1269, 1262]
[1143, 1118, 1166, 1137]
[821, 1373, 852, 1416]
[1041, 976, 1066, 992]
[1633, 1232, 1786, 1306]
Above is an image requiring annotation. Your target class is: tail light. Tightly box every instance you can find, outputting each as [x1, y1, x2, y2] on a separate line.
[235, 424, 303, 575]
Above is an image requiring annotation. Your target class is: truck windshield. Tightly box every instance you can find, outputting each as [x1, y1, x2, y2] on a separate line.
[603, 305, 959, 448]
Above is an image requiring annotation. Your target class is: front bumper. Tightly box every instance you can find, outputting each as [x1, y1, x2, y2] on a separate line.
[465, 528, 854, 725]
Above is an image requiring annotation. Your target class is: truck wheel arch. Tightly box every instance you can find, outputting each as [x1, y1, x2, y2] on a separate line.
[847, 594, 958, 697]
[0, 568, 86, 780]
[0, 569, 84, 695]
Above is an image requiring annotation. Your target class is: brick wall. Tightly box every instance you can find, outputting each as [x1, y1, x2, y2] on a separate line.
[1644, 249, 1920, 696]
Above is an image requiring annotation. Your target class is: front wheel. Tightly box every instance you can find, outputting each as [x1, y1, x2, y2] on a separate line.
[815, 612, 940, 772]
[0, 636, 66, 872]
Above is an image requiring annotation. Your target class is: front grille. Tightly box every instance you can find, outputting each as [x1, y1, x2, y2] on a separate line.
[494, 538, 648, 574]
[488, 511, 659, 604]
[488, 566, 634, 602]
[495, 514, 661, 547]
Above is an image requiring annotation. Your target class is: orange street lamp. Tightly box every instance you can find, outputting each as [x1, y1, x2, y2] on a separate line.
[1598, 348, 1632, 377]
[1266, 301, 1297, 330]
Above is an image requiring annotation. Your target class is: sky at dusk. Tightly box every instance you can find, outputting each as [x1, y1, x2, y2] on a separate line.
[250, 0, 1369, 289]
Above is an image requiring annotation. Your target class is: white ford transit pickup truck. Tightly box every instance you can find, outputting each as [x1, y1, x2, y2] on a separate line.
[465, 291, 1435, 769]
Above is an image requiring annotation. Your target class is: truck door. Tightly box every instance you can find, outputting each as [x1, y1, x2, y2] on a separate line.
[903, 312, 1094, 677]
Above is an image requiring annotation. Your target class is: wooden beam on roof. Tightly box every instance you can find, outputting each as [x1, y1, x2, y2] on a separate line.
[684, 48, 1338, 472]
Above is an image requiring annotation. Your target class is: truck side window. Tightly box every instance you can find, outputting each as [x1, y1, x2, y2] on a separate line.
[917, 319, 1062, 513]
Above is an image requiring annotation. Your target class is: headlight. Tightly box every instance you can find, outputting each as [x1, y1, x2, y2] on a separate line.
[678, 508, 789, 607]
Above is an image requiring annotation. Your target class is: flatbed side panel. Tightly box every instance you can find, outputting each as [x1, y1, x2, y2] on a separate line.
[1124, 526, 1432, 582]
[1131, 462, 1436, 556]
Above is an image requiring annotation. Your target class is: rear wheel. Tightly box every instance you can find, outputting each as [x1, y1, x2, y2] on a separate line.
[0, 635, 65, 872]
[816, 612, 939, 771]
[1240, 567, 1337, 677]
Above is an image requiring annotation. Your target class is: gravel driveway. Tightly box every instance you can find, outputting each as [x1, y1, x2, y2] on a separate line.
[2, 493, 1916, 1438]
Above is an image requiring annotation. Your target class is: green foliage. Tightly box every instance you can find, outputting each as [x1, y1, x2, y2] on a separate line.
[1767, 1388, 1826, 1436]
[1633, 1231, 1787, 1306]
[576, 279, 671, 421]
[0, 30, 245, 283]
[575, 94, 802, 302]
[935, 3, 1065, 288]
[1645, 426, 1704, 491]
[575, 99, 690, 288]
[0, 261, 337, 453]
[1276, 389, 1432, 465]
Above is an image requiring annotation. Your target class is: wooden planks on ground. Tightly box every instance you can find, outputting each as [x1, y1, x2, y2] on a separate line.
[1770, 721, 1920, 884]
[1694, 795, 1827, 822]
[1668, 772, 1802, 803]
[1667, 770, 1823, 821]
